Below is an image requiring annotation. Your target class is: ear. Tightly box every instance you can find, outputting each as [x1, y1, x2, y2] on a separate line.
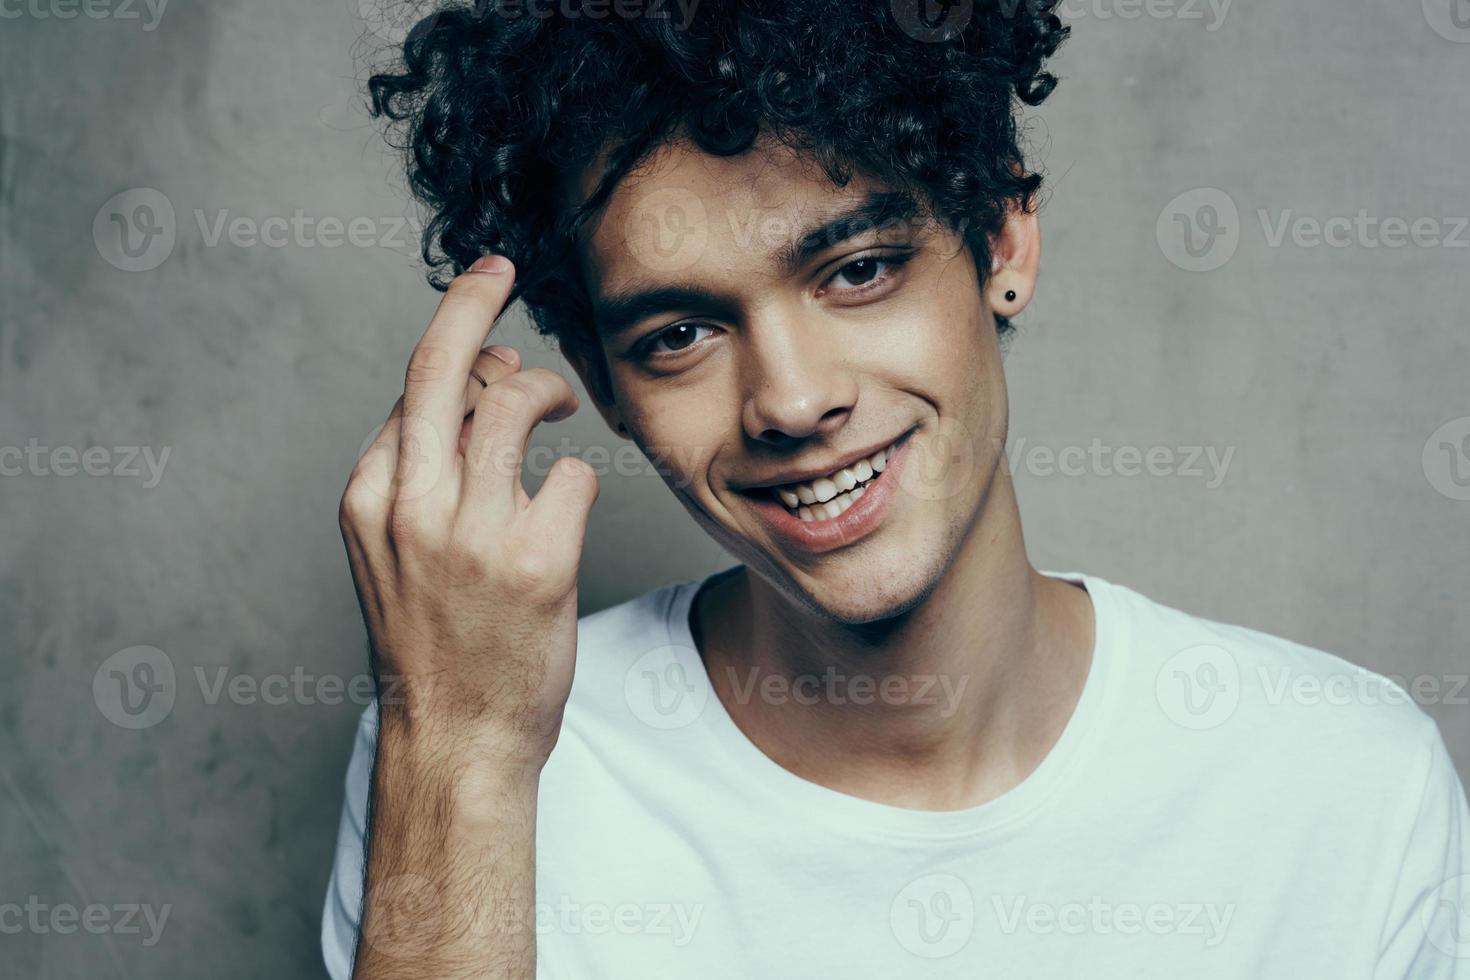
[562, 341, 631, 439]
[985, 203, 1042, 319]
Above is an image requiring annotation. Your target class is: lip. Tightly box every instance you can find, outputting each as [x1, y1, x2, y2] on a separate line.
[735, 433, 909, 492]
[741, 432, 915, 556]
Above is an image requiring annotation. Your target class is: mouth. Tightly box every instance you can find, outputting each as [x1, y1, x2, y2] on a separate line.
[735, 429, 916, 556]
[767, 440, 897, 522]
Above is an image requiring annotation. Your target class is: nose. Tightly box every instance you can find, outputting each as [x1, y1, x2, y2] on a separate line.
[739, 308, 859, 447]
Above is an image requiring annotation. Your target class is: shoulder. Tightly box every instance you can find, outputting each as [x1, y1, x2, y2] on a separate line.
[1089, 573, 1446, 800]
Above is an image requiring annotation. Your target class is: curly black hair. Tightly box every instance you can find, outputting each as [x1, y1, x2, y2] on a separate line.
[368, 0, 1068, 396]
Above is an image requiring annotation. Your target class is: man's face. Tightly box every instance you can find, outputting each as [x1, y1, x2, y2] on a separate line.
[573, 138, 1012, 624]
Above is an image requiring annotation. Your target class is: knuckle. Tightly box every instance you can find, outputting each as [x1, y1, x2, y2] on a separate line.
[405, 343, 454, 385]
[505, 546, 565, 594]
[478, 377, 534, 422]
[338, 480, 378, 527]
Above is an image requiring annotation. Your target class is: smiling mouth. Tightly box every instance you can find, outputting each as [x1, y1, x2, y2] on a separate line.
[767, 441, 897, 522]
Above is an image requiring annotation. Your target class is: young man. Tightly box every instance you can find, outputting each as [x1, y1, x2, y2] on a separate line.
[325, 2, 1469, 977]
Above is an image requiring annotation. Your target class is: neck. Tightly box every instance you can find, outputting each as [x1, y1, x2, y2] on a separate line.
[695, 472, 1094, 811]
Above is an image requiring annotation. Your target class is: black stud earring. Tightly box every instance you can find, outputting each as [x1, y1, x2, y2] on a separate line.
[1005, 289, 1017, 303]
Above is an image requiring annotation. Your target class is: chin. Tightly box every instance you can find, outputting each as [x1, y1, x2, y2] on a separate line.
[800, 569, 943, 626]
[746, 520, 960, 628]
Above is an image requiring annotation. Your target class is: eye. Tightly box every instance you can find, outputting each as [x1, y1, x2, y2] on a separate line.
[820, 251, 914, 297]
[640, 321, 717, 358]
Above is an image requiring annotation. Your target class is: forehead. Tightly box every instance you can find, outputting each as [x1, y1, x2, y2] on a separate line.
[575, 136, 893, 300]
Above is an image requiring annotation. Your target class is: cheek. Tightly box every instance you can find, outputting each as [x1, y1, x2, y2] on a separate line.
[613, 373, 738, 494]
[863, 270, 997, 410]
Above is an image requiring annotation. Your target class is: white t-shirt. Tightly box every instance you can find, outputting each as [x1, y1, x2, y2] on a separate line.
[322, 570, 1470, 979]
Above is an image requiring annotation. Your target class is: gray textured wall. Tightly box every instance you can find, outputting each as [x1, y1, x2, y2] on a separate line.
[2, 1, 1467, 976]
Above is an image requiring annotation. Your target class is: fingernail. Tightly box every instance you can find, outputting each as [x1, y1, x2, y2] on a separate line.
[469, 255, 512, 274]
[484, 345, 517, 364]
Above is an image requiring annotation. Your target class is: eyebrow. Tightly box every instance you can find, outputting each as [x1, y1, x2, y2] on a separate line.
[592, 190, 925, 340]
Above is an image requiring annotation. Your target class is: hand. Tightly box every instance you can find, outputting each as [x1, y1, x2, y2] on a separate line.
[337, 256, 599, 768]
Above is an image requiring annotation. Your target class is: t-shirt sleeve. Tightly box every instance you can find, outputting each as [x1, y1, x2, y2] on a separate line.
[1374, 722, 1470, 979]
[321, 705, 379, 980]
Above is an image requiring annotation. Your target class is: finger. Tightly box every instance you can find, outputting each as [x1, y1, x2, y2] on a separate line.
[524, 455, 600, 572]
[461, 367, 581, 512]
[348, 398, 405, 519]
[458, 347, 521, 456]
[339, 399, 405, 574]
[461, 346, 521, 418]
[398, 257, 516, 493]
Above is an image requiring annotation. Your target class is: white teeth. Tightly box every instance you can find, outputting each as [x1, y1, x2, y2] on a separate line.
[771, 440, 899, 520]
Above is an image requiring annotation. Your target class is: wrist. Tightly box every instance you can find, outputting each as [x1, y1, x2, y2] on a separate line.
[373, 711, 548, 821]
